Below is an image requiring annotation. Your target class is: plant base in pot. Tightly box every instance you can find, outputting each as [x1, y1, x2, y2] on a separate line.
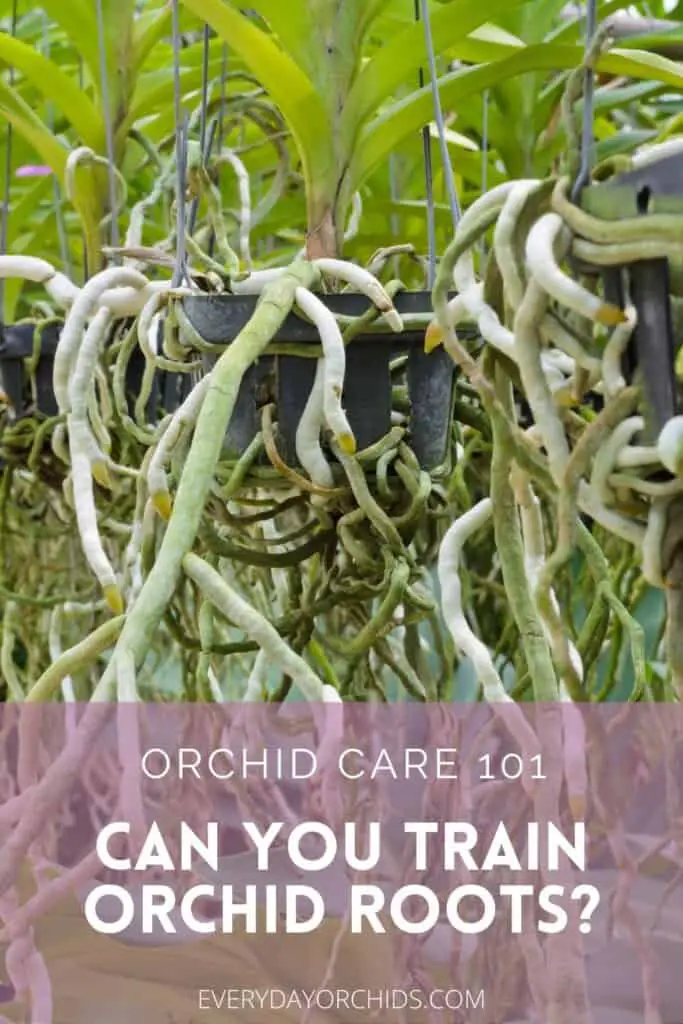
[181, 290, 467, 472]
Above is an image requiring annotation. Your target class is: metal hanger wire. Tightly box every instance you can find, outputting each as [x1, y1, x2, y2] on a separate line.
[480, 89, 489, 264]
[414, 0, 437, 289]
[95, 0, 120, 257]
[0, 0, 18, 317]
[571, 0, 598, 203]
[42, 13, 71, 278]
[418, 0, 461, 233]
[171, 0, 189, 288]
[414, 0, 464, 288]
[187, 24, 212, 236]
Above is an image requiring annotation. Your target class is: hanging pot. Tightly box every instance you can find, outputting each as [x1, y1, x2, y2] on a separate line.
[0, 294, 469, 470]
[181, 290, 467, 471]
[123, 317, 194, 421]
[577, 149, 683, 441]
[0, 321, 61, 418]
[0, 319, 185, 423]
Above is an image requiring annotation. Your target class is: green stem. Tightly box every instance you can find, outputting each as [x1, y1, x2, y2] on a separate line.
[489, 367, 559, 701]
[26, 616, 124, 702]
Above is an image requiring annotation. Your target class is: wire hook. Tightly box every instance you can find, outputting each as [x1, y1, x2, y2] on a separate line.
[187, 24, 212, 237]
[0, 0, 18, 316]
[571, 0, 598, 204]
[413, 0, 437, 288]
[171, 0, 189, 288]
[418, 0, 461, 232]
[95, 0, 120, 257]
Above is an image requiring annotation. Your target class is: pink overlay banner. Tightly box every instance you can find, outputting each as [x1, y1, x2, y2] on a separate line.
[0, 702, 681, 1023]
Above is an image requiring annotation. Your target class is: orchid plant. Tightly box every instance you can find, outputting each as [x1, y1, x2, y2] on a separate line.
[0, 3, 683, 1018]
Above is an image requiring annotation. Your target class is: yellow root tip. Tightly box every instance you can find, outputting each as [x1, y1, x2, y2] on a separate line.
[103, 584, 124, 616]
[152, 492, 173, 521]
[596, 304, 627, 327]
[554, 386, 576, 409]
[424, 321, 445, 354]
[569, 795, 586, 822]
[338, 432, 357, 455]
[92, 461, 112, 490]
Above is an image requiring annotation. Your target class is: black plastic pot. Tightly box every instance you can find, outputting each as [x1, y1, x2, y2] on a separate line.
[182, 290, 463, 470]
[125, 317, 195, 420]
[0, 319, 186, 423]
[0, 291, 465, 472]
[0, 321, 61, 418]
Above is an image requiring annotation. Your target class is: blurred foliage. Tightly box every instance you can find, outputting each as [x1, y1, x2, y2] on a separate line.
[0, 1, 681, 308]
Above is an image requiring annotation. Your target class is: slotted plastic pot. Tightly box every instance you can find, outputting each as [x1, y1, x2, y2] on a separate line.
[0, 292, 468, 473]
[181, 290, 463, 470]
[0, 321, 61, 418]
[0, 320, 180, 423]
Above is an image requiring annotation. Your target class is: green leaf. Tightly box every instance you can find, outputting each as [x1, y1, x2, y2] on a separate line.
[0, 81, 103, 264]
[99, 0, 137, 109]
[2, 177, 55, 321]
[533, 78, 666, 151]
[34, 0, 100, 89]
[604, 43, 683, 85]
[0, 81, 67, 179]
[132, 5, 196, 74]
[178, 0, 329, 186]
[428, 123, 479, 152]
[617, 28, 683, 51]
[594, 129, 659, 163]
[125, 57, 247, 132]
[6, 177, 54, 247]
[237, 0, 309, 69]
[468, 23, 525, 47]
[517, 0, 566, 45]
[343, 0, 527, 136]
[549, 0, 653, 43]
[34, 0, 137, 128]
[0, 33, 103, 149]
[354, 41, 683, 191]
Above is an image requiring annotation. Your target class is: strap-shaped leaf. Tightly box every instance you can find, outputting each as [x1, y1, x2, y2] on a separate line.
[38, 0, 136, 116]
[235, 0, 309, 69]
[342, 0, 527, 138]
[179, 0, 329, 185]
[124, 61, 255, 135]
[354, 42, 683, 192]
[0, 33, 102, 150]
[1, 177, 54, 321]
[0, 81, 67, 179]
[0, 82, 105, 269]
[550, 0, 657, 44]
[36, 0, 100, 90]
[132, 4, 195, 74]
